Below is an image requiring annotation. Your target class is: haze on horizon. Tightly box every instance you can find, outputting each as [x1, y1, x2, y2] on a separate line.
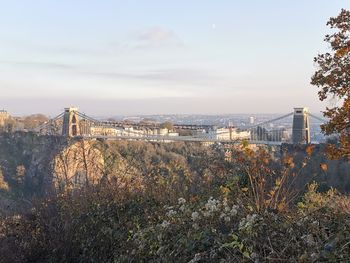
[0, 0, 349, 117]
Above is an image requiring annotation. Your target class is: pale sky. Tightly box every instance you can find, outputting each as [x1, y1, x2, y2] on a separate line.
[0, 1, 349, 116]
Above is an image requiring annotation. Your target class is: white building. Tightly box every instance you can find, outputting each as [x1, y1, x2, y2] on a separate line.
[204, 127, 251, 141]
[168, 132, 179, 137]
[90, 126, 180, 139]
[90, 126, 120, 136]
[159, 128, 168, 136]
[122, 127, 145, 137]
[0, 110, 10, 127]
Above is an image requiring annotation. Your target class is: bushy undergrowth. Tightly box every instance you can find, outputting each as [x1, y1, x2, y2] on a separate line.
[0, 142, 349, 262]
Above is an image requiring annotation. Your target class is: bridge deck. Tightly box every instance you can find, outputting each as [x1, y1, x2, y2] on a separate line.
[82, 135, 283, 145]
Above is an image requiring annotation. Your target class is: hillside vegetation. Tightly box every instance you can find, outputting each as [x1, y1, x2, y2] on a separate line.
[0, 133, 349, 262]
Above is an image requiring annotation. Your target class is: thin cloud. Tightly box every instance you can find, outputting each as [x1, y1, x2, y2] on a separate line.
[131, 26, 184, 48]
[88, 68, 230, 88]
[0, 60, 76, 70]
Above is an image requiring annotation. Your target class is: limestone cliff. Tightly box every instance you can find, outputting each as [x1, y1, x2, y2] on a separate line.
[0, 133, 145, 216]
[53, 140, 104, 190]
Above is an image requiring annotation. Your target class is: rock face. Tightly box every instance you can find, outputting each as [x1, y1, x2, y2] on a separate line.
[53, 140, 104, 191]
[0, 133, 147, 203]
[0, 133, 110, 215]
[0, 132, 107, 196]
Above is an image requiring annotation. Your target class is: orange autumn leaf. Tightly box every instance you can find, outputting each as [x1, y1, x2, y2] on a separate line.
[220, 185, 230, 195]
[305, 145, 315, 156]
[241, 187, 249, 192]
[320, 163, 328, 171]
[283, 156, 295, 168]
[336, 46, 350, 57]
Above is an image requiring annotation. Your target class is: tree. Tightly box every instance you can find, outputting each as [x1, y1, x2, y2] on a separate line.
[2, 118, 16, 133]
[311, 9, 350, 159]
[23, 114, 48, 130]
[160, 121, 174, 131]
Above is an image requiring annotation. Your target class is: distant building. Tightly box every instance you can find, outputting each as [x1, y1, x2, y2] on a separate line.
[168, 132, 179, 137]
[159, 128, 169, 136]
[249, 116, 255, 125]
[231, 129, 251, 140]
[205, 127, 250, 141]
[90, 126, 120, 136]
[0, 110, 10, 127]
[122, 127, 143, 137]
[122, 127, 156, 137]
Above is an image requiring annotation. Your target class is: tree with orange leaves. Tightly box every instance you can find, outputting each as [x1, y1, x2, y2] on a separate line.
[311, 9, 350, 160]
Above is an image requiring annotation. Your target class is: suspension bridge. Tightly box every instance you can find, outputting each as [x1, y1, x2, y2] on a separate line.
[34, 107, 326, 145]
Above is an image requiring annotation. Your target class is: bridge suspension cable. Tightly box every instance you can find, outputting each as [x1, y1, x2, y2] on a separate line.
[309, 113, 327, 123]
[33, 112, 65, 132]
[31, 107, 325, 145]
[76, 111, 103, 124]
[245, 112, 294, 129]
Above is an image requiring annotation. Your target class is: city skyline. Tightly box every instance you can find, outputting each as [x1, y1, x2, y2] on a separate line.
[1, 1, 349, 115]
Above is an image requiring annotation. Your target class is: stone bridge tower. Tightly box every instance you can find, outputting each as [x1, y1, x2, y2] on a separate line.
[62, 107, 80, 137]
[292, 107, 310, 144]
